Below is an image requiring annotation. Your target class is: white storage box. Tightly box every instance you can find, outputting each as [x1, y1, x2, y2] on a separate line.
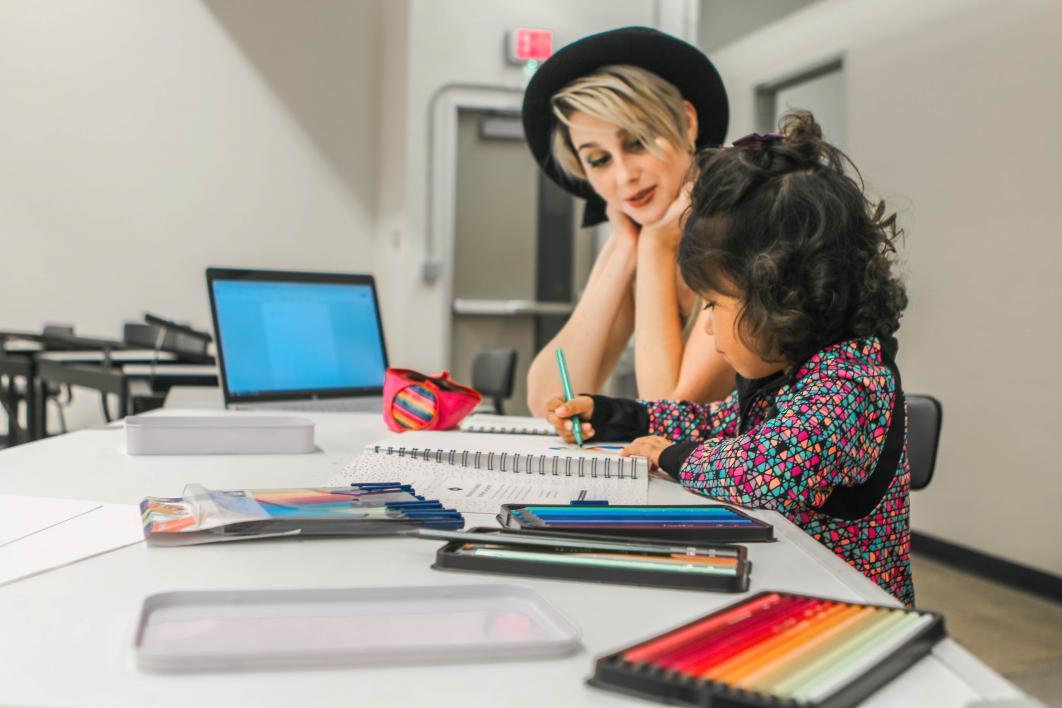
[125, 415, 315, 455]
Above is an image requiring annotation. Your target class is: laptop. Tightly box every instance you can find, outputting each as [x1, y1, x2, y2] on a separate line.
[206, 268, 388, 412]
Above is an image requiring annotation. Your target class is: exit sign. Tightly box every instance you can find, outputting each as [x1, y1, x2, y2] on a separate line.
[507, 28, 553, 64]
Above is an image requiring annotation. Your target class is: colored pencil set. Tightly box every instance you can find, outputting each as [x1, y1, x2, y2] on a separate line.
[142, 482, 464, 545]
[425, 528, 751, 592]
[589, 591, 945, 707]
[499, 504, 775, 542]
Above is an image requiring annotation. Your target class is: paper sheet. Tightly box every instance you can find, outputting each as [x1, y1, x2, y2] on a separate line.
[0, 495, 102, 547]
[0, 500, 143, 587]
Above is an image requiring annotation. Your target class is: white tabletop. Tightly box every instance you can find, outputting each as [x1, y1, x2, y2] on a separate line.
[0, 401, 1023, 707]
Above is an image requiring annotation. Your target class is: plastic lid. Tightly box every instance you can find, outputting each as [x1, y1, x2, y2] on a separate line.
[135, 584, 581, 671]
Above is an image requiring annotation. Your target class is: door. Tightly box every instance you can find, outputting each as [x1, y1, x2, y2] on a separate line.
[450, 110, 592, 415]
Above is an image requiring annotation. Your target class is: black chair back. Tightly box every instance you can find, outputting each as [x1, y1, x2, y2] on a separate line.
[472, 348, 517, 415]
[906, 394, 942, 490]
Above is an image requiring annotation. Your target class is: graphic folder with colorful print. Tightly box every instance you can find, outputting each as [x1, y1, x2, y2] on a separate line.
[328, 431, 650, 514]
[141, 483, 463, 545]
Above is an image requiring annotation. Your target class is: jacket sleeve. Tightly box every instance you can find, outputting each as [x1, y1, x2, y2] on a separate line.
[672, 367, 897, 513]
[587, 390, 739, 443]
[643, 390, 741, 442]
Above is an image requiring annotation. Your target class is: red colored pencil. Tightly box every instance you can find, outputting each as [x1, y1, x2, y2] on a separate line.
[707, 601, 848, 682]
[623, 592, 783, 665]
[669, 598, 829, 675]
[656, 597, 815, 672]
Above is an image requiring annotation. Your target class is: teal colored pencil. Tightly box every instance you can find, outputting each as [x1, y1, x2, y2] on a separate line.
[555, 348, 583, 447]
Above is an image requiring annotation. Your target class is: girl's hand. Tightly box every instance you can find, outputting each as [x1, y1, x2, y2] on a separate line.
[545, 395, 596, 444]
[621, 435, 673, 468]
[639, 183, 692, 252]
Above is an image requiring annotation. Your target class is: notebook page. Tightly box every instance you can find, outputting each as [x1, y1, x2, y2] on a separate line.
[328, 453, 648, 514]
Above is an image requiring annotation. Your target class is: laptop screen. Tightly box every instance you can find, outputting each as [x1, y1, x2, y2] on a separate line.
[210, 276, 387, 397]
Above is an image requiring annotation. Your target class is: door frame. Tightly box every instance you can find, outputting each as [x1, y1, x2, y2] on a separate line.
[424, 85, 524, 368]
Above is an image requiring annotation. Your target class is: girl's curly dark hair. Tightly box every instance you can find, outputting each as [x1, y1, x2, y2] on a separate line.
[679, 110, 907, 367]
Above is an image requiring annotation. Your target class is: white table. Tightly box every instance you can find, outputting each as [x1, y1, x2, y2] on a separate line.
[0, 399, 1025, 707]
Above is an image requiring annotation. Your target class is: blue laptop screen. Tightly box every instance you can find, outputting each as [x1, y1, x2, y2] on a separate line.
[211, 279, 386, 396]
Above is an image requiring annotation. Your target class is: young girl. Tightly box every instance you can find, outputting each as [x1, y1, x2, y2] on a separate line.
[547, 111, 914, 606]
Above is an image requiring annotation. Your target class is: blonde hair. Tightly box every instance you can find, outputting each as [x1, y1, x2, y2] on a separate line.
[549, 64, 693, 182]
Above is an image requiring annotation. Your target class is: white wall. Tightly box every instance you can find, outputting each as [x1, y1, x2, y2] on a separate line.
[374, 0, 696, 373]
[0, 0, 383, 337]
[709, 0, 1062, 575]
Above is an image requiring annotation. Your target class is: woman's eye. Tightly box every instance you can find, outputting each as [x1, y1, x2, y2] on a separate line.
[586, 154, 610, 169]
[625, 139, 647, 153]
[702, 301, 717, 310]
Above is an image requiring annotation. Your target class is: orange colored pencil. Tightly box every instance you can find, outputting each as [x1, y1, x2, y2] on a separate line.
[700, 600, 837, 681]
[730, 603, 867, 688]
[752, 606, 881, 692]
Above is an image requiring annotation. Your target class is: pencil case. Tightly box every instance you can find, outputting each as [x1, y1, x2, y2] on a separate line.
[382, 368, 481, 432]
[588, 591, 946, 707]
[498, 503, 775, 542]
[431, 527, 751, 593]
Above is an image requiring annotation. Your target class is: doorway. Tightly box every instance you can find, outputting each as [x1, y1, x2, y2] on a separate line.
[449, 109, 593, 415]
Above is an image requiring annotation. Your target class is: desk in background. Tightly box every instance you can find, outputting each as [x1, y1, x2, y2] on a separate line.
[0, 401, 1026, 706]
[2, 331, 217, 443]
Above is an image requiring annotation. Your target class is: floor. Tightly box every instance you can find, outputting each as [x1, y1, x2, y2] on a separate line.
[912, 553, 1062, 706]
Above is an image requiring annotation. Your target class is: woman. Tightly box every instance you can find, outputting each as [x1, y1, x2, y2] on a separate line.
[522, 27, 735, 416]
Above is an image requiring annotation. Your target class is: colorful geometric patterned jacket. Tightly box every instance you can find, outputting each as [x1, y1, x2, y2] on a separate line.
[588, 337, 914, 606]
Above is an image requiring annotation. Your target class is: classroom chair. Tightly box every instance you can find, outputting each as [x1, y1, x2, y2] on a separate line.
[472, 348, 517, 415]
[906, 394, 943, 490]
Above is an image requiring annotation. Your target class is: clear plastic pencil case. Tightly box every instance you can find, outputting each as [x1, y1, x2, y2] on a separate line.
[141, 483, 463, 545]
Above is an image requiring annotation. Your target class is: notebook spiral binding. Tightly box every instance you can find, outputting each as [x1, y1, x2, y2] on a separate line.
[371, 445, 645, 480]
[459, 422, 552, 435]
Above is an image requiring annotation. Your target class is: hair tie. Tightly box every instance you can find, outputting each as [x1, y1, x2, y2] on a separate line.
[732, 132, 784, 147]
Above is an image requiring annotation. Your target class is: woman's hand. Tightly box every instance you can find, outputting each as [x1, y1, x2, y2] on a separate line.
[605, 202, 641, 249]
[638, 183, 692, 253]
[621, 435, 673, 468]
[544, 395, 595, 444]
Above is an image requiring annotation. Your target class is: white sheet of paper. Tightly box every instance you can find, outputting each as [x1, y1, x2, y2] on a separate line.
[0, 495, 102, 547]
[0, 502, 143, 587]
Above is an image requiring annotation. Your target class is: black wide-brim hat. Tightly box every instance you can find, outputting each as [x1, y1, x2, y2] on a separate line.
[522, 26, 729, 227]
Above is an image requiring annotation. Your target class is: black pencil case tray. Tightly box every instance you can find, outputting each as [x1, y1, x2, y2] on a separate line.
[497, 503, 775, 543]
[431, 527, 751, 593]
[587, 590, 946, 708]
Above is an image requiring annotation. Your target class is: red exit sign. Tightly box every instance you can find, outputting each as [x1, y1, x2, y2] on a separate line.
[507, 28, 553, 64]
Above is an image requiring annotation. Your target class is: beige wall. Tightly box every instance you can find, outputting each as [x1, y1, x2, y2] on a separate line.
[710, 0, 1062, 575]
[0, 0, 382, 337]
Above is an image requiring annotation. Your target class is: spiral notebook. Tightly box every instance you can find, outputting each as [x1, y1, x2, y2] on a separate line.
[458, 414, 555, 436]
[328, 431, 649, 514]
